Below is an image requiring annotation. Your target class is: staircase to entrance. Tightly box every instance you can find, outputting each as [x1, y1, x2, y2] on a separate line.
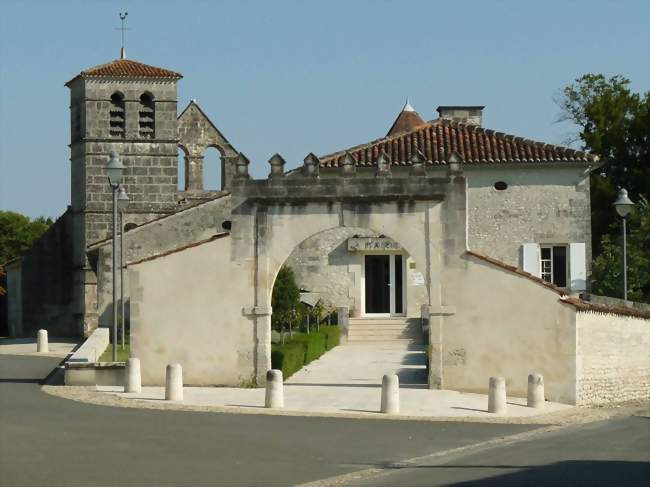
[347, 317, 423, 342]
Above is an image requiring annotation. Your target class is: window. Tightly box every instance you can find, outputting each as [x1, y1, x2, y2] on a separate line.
[540, 245, 567, 287]
[109, 92, 125, 138]
[494, 181, 508, 191]
[138, 93, 155, 138]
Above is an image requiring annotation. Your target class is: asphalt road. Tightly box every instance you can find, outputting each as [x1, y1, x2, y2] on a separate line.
[0, 354, 539, 487]
[351, 410, 650, 486]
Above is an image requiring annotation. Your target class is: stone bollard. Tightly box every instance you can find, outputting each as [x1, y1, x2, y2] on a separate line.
[380, 374, 400, 414]
[488, 377, 506, 414]
[165, 364, 183, 401]
[125, 358, 142, 393]
[37, 329, 48, 353]
[527, 373, 545, 408]
[265, 369, 284, 408]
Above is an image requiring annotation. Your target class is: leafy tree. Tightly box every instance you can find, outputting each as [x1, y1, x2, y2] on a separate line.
[557, 74, 649, 301]
[591, 196, 650, 302]
[0, 211, 53, 264]
[0, 266, 5, 296]
[271, 266, 304, 336]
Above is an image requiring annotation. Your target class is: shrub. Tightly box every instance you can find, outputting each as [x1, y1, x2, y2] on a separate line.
[271, 342, 305, 379]
[292, 331, 326, 364]
[321, 325, 340, 350]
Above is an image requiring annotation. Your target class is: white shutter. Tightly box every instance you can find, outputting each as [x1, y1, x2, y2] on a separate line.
[569, 243, 587, 292]
[521, 243, 541, 277]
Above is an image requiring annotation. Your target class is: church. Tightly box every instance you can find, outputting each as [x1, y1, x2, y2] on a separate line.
[5, 55, 649, 406]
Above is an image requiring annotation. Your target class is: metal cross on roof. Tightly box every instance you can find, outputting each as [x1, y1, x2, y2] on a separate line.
[115, 12, 130, 59]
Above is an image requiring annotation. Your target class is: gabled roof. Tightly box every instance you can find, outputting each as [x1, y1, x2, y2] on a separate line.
[320, 117, 599, 168]
[66, 59, 182, 86]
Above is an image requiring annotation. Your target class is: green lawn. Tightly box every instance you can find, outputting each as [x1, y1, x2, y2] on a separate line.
[99, 336, 130, 362]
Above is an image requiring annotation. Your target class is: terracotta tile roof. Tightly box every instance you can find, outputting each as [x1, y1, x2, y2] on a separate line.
[386, 108, 427, 137]
[66, 59, 182, 85]
[560, 297, 650, 319]
[320, 119, 598, 168]
[467, 251, 650, 319]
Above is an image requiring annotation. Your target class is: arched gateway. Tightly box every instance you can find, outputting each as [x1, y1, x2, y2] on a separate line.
[128, 152, 467, 389]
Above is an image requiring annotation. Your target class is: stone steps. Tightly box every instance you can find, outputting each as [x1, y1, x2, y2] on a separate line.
[348, 318, 422, 342]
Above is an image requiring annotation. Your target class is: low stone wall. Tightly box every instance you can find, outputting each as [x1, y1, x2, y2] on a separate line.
[576, 311, 650, 405]
[64, 327, 125, 386]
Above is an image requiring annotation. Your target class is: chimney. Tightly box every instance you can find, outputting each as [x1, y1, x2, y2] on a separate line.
[436, 106, 485, 126]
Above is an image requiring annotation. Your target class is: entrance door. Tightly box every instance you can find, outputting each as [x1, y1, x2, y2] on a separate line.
[363, 254, 405, 316]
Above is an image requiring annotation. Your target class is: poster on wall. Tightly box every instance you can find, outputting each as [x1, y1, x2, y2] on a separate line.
[410, 272, 425, 286]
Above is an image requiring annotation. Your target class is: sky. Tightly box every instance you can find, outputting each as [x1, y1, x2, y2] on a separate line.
[0, 0, 648, 219]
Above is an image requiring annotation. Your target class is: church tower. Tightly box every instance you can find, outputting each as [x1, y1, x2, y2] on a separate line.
[65, 57, 182, 332]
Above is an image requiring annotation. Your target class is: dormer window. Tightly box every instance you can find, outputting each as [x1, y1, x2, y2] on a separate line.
[139, 93, 155, 139]
[109, 92, 125, 138]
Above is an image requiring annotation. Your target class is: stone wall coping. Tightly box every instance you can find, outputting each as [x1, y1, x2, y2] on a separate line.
[127, 232, 229, 267]
[66, 362, 126, 369]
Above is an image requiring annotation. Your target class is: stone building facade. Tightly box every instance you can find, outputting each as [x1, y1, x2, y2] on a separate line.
[5, 55, 649, 406]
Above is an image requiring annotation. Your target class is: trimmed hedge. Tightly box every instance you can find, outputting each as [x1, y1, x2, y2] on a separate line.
[270, 326, 341, 379]
[292, 331, 326, 364]
[321, 325, 340, 350]
[271, 342, 305, 379]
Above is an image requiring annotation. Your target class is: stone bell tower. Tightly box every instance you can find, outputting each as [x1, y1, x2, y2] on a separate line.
[65, 56, 183, 332]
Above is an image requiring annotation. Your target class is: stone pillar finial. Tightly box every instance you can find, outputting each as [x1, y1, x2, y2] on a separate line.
[268, 153, 286, 179]
[341, 152, 357, 176]
[302, 152, 320, 177]
[235, 153, 251, 179]
[447, 151, 464, 176]
[410, 151, 426, 176]
[376, 150, 392, 177]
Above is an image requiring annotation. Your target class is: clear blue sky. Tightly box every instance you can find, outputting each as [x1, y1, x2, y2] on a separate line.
[1, 0, 648, 219]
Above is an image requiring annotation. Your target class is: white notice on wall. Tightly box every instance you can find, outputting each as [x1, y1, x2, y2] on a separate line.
[410, 272, 425, 286]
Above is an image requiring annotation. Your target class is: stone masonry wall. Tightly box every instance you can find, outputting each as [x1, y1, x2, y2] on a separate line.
[576, 311, 650, 405]
[91, 194, 231, 330]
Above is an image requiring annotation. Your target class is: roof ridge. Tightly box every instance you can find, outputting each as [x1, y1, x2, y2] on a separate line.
[320, 117, 599, 167]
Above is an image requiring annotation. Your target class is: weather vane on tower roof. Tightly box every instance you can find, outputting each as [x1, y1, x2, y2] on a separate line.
[116, 12, 129, 59]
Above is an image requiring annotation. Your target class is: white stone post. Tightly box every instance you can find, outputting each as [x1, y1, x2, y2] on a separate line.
[125, 358, 142, 393]
[37, 329, 48, 353]
[381, 374, 400, 414]
[527, 373, 544, 408]
[488, 377, 506, 414]
[165, 364, 183, 401]
[265, 369, 284, 408]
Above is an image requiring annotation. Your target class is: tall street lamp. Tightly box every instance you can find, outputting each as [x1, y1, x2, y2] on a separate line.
[117, 185, 130, 351]
[105, 151, 124, 361]
[613, 188, 635, 302]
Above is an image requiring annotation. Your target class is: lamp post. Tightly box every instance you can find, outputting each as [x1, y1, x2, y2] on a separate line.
[117, 185, 129, 351]
[613, 188, 635, 302]
[105, 151, 125, 361]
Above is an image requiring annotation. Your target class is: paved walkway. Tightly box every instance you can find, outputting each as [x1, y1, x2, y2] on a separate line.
[97, 342, 571, 419]
[0, 338, 77, 357]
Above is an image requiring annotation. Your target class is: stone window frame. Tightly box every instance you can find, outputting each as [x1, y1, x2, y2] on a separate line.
[109, 91, 126, 138]
[138, 92, 155, 139]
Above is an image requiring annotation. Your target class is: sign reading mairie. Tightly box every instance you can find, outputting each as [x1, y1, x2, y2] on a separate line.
[347, 237, 402, 252]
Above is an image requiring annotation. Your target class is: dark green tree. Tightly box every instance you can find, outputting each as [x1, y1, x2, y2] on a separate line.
[591, 196, 649, 302]
[271, 266, 303, 334]
[557, 75, 649, 302]
[0, 211, 53, 264]
[557, 74, 649, 256]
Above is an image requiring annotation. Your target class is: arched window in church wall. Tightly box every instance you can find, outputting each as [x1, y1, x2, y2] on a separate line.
[204, 146, 221, 190]
[109, 92, 125, 138]
[177, 146, 187, 191]
[138, 93, 155, 139]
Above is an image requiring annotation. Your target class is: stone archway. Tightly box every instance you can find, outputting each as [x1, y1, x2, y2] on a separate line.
[228, 158, 468, 386]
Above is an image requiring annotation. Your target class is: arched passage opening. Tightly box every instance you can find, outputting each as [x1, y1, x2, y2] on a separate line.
[204, 146, 222, 191]
[267, 225, 428, 386]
